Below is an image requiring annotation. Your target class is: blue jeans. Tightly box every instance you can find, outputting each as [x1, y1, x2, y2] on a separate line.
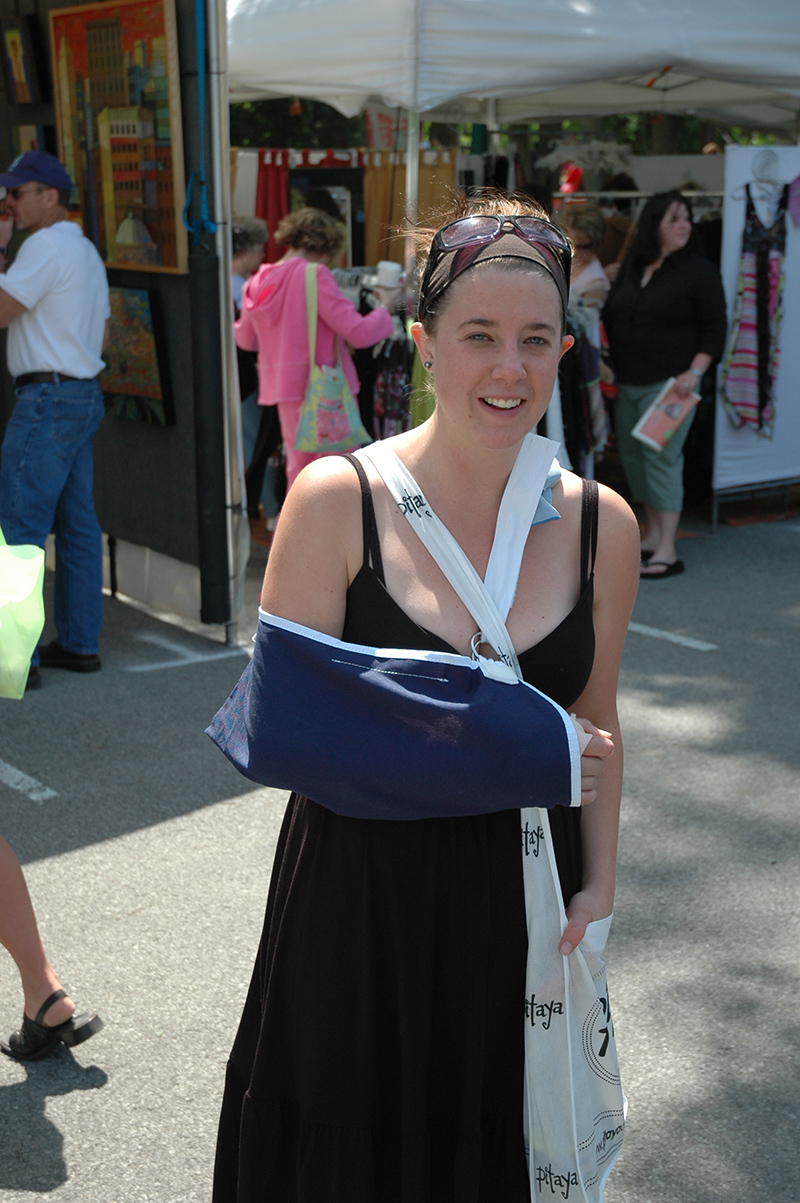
[0, 378, 105, 664]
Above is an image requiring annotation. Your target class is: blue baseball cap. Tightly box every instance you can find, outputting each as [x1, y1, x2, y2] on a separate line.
[0, 151, 72, 192]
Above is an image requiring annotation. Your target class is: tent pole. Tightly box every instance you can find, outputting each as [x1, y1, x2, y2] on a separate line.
[405, 108, 420, 276]
[207, 0, 246, 644]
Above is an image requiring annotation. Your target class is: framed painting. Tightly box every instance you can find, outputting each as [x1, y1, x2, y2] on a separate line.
[102, 286, 175, 425]
[49, 0, 188, 272]
[1, 17, 43, 105]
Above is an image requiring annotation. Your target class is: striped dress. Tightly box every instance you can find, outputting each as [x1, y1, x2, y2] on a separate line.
[720, 183, 789, 438]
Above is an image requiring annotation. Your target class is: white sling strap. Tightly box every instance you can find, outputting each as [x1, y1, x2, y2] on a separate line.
[364, 433, 556, 676]
[363, 433, 625, 1203]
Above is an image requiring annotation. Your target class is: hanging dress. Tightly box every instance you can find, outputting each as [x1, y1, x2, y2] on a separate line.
[720, 183, 789, 438]
[212, 461, 598, 1203]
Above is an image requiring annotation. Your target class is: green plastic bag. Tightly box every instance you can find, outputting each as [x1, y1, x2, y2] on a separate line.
[0, 523, 45, 699]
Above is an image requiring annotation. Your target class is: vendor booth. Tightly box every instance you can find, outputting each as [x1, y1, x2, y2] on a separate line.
[231, 145, 457, 266]
[0, 0, 243, 636]
[226, 0, 800, 525]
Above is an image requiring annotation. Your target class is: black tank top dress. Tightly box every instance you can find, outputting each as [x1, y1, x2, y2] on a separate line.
[213, 467, 599, 1203]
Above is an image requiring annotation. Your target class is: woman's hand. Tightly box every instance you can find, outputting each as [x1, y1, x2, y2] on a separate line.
[574, 717, 615, 805]
[674, 370, 699, 397]
[558, 888, 610, 956]
[373, 285, 402, 311]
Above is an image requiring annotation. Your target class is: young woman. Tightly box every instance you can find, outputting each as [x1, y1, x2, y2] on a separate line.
[213, 194, 640, 1201]
[602, 191, 727, 578]
[234, 208, 400, 490]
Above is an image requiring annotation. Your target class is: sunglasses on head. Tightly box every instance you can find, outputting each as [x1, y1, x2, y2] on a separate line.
[421, 214, 572, 311]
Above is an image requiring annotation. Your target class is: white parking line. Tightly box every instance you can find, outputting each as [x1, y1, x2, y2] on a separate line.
[628, 621, 718, 652]
[0, 758, 58, 803]
[124, 632, 249, 672]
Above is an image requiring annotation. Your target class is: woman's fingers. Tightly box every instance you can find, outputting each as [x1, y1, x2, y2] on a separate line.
[575, 721, 614, 806]
[558, 917, 587, 956]
[558, 895, 594, 955]
[373, 285, 402, 309]
[581, 755, 607, 803]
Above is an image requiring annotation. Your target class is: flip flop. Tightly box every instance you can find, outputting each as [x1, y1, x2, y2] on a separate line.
[640, 559, 684, 580]
[640, 549, 655, 564]
[1, 990, 104, 1061]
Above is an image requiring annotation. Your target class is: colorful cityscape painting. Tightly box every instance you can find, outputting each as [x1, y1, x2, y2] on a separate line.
[49, 0, 187, 272]
[102, 287, 174, 424]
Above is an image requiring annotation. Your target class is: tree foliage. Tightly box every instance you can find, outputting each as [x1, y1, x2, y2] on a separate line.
[230, 98, 785, 158]
[230, 98, 366, 149]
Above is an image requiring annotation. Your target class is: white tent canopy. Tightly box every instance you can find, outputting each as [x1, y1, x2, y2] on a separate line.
[227, 0, 800, 130]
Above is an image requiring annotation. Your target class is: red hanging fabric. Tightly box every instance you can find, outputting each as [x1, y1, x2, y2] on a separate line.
[255, 150, 290, 262]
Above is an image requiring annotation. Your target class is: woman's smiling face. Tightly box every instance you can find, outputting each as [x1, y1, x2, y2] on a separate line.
[658, 201, 692, 258]
[413, 265, 573, 450]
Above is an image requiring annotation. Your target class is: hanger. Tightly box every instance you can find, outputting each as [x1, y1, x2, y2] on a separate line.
[730, 149, 786, 201]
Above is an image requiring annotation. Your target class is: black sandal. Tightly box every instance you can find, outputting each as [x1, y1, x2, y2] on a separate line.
[1, 990, 104, 1061]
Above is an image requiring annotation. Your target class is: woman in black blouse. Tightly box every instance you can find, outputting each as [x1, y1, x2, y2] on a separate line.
[602, 191, 727, 578]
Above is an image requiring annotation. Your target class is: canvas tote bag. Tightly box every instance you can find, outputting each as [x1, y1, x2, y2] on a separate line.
[293, 262, 371, 453]
[364, 434, 626, 1203]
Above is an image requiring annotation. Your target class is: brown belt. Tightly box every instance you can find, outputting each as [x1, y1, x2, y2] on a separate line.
[15, 371, 88, 386]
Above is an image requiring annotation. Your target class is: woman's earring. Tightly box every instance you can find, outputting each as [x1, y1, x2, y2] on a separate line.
[423, 360, 433, 369]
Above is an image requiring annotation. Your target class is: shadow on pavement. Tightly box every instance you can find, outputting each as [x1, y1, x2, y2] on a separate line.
[0, 1055, 108, 1192]
[0, 574, 271, 867]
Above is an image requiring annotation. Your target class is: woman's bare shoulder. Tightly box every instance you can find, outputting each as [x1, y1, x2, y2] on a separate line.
[593, 482, 641, 605]
[553, 471, 639, 582]
[260, 457, 365, 633]
[272, 456, 365, 562]
[291, 453, 364, 497]
[595, 481, 640, 544]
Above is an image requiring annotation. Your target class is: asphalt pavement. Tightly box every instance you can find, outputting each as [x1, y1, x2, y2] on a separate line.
[1, 508, 799, 1202]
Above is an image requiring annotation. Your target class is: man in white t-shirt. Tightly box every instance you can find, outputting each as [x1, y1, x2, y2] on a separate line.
[0, 151, 111, 688]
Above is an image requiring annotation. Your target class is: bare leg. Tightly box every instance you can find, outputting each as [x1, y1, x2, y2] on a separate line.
[0, 835, 75, 1025]
[640, 509, 681, 574]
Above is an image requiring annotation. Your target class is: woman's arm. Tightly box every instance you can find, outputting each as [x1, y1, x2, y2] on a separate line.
[260, 456, 364, 637]
[315, 265, 395, 349]
[234, 296, 259, 352]
[674, 351, 713, 397]
[674, 260, 727, 395]
[559, 484, 640, 954]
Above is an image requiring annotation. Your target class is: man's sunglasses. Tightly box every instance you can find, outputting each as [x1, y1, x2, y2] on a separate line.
[419, 215, 572, 314]
[5, 184, 47, 200]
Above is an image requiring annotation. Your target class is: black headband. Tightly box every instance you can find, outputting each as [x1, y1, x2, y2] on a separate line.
[418, 232, 570, 323]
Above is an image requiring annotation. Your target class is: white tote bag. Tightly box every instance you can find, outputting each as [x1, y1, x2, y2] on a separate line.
[365, 434, 625, 1203]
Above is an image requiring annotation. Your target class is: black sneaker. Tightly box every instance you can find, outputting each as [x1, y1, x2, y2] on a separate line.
[38, 641, 101, 673]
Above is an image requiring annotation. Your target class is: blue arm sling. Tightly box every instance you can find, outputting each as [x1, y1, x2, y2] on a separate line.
[207, 611, 581, 819]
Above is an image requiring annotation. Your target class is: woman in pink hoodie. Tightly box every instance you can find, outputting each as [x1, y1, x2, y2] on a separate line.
[235, 208, 400, 489]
